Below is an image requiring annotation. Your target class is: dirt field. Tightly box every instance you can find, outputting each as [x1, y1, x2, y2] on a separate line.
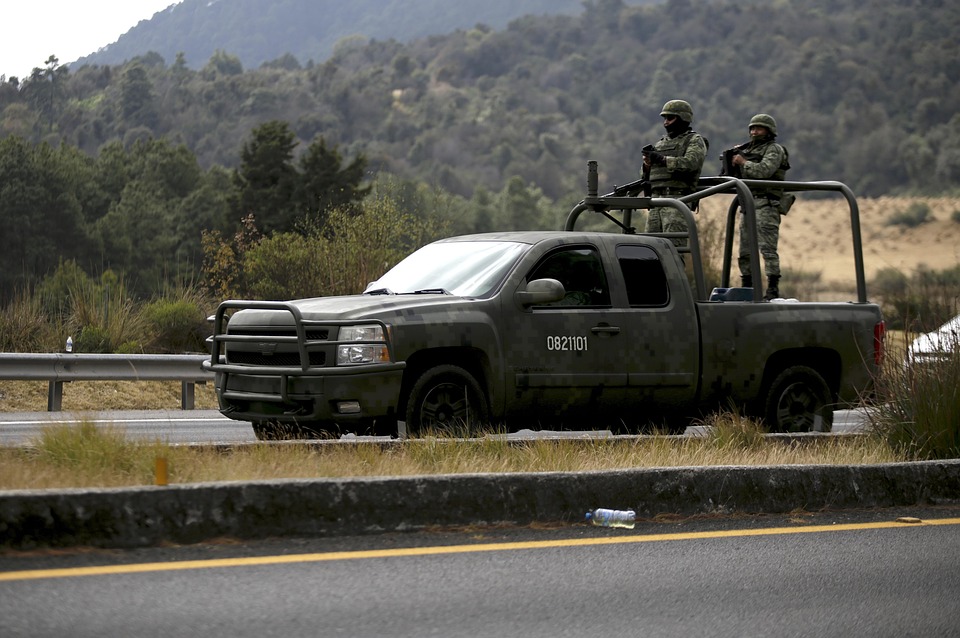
[696, 195, 960, 299]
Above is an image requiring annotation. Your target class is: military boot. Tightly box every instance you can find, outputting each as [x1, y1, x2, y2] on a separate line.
[741, 275, 752, 288]
[764, 275, 780, 300]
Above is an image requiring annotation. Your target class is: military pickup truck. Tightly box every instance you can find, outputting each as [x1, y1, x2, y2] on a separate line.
[204, 163, 886, 439]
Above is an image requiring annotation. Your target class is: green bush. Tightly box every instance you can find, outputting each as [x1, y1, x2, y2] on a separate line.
[36, 260, 94, 319]
[951, 209, 960, 224]
[142, 299, 207, 353]
[74, 325, 112, 353]
[886, 201, 932, 228]
[116, 341, 143, 354]
[314, 196, 450, 295]
[241, 193, 450, 300]
[244, 233, 326, 300]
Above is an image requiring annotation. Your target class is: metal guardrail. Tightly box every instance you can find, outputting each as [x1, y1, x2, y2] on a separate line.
[0, 353, 214, 411]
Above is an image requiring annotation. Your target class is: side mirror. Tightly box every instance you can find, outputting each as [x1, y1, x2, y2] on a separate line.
[515, 278, 566, 307]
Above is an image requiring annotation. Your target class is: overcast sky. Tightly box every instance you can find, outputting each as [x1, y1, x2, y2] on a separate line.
[1, 1, 183, 80]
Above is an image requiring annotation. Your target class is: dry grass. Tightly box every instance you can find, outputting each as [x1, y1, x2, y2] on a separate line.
[783, 196, 960, 292]
[0, 380, 219, 412]
[696, 194, 960, 299]
[0, 418, 903, 490]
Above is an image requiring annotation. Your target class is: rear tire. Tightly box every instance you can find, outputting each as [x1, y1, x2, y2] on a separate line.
[763, 365, 834, 432]
[404, 365, 489, 437]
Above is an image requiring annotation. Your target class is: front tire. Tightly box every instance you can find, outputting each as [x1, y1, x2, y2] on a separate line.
[404, 365, 489, 437]
[763, 365, 834, 432]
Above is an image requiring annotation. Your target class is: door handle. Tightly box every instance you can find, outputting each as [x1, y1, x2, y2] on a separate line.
[591, 325, 621, 335]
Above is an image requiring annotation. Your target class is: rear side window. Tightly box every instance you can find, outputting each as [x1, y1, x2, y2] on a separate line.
[616, 245, 669, 307]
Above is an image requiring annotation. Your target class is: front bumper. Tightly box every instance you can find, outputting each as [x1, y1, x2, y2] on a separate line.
[204, 300, 405, 425]
[205, 360, 406, 424]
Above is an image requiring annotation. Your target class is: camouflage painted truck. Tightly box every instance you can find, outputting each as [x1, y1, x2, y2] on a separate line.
[203, 163, 886, 439]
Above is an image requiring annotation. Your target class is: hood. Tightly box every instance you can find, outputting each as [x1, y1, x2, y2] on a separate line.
[228, 293, 477, 327]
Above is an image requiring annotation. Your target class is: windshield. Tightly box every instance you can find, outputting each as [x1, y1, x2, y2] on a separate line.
[365, 240, 528, 298]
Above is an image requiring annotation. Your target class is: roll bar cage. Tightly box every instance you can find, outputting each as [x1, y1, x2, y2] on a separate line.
[565, 161, 867, 303]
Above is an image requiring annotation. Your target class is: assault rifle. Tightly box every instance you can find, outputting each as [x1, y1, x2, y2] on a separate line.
[720, 143, 749, 178]
[611, 178, 652, 197]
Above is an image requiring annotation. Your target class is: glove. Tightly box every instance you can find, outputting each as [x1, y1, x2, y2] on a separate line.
[648, 151, 667, 166]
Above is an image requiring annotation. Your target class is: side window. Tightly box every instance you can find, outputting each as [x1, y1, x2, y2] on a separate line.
[617, 244, 669, 307]
[527, 247, 611, 307]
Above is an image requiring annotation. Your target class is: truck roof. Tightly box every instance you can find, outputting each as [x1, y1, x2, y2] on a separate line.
[432, 230, 620, 244]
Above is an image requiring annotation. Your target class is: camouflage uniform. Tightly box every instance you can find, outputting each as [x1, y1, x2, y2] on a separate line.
[644, 100, 707, 248]
[735, 114, 789, 298]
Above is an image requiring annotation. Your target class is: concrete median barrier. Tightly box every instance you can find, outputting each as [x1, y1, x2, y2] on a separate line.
[2, 460, 960, 549]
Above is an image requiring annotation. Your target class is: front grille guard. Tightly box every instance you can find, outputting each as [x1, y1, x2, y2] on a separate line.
[204, 301, 403, 405]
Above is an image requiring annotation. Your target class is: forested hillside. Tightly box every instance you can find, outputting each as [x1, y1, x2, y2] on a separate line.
[72, 0, 646, 72]
[0, 0, 958, 304]
[4, 0, 957, 200]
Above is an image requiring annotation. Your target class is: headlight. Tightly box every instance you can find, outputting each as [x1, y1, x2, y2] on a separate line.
[336, 324, 389, 365]
[337, 344, 390, 365]
[338, 324, 384, 342]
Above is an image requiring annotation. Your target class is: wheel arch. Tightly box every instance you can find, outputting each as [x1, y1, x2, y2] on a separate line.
[397, 347, 493, 417]
[759, 348, 841, 403]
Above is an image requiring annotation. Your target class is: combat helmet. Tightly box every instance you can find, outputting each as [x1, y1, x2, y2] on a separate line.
[749, 113, 778, 136]
[660, 99, 693, 123]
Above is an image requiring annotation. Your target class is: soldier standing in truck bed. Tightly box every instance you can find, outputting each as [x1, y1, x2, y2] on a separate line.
[642, 99, 708, 248]
[731, 113, 791, 300]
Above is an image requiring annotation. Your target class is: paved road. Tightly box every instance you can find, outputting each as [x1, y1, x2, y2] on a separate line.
[2, 506, 957, 637]
[0, 409, 871, 447]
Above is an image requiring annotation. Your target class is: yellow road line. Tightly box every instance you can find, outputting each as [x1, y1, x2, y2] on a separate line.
[3, 517, 959, 582]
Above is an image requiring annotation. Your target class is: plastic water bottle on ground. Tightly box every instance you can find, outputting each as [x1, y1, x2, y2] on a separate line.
[585, 508, 636, 529]
[65, 336, 73, 353]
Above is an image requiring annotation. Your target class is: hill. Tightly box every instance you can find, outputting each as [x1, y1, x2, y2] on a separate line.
[73, 0, 652, 71]
[4, 0, 949, 200]
[2, 0, 959, 303]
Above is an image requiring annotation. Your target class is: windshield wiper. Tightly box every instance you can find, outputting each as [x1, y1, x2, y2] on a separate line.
[364, 287, 395, 296]
[409, 288, 451, 295]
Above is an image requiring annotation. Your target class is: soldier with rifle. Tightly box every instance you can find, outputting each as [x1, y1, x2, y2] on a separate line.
[726, 113, 792, 300]
[641, 99, 708, 248]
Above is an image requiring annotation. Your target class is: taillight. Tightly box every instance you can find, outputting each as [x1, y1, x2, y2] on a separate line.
[874, 320, 886, 366]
